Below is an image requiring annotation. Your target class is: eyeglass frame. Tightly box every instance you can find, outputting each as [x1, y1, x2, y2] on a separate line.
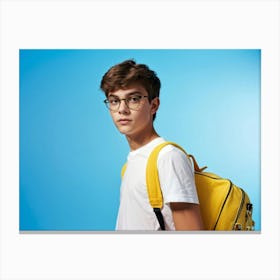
[103, 94, 149, 112]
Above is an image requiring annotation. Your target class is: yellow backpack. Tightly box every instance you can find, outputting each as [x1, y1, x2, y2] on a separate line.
[122, 141, 255, 231]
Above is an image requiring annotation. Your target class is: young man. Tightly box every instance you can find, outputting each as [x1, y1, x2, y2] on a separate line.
[100, 59, 204, 231]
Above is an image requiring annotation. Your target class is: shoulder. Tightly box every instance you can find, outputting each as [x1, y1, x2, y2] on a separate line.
[157, 143, 193, 171]
[156, 143, 198, 203]
[158, 143, 189, 161]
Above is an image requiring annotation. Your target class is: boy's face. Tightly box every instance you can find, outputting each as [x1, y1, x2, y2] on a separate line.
[107, 83, 159, 138]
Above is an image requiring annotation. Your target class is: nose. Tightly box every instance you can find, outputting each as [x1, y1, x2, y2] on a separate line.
[118, 99, 130, 114]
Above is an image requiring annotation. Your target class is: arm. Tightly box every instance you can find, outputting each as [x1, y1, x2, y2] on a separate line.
[170, 202, 204, 230]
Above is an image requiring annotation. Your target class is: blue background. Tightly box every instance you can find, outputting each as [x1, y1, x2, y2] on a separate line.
[20, 49, 261, 231]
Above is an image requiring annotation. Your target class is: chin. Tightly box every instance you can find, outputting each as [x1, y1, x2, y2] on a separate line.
[117, 127, 132, 136]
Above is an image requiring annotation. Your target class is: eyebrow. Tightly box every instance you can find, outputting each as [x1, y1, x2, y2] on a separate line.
[108, 91, 142, 98]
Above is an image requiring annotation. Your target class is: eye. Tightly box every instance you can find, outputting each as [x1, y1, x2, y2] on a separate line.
[128, 95, 141, 103]
[108, 98, 120, 105]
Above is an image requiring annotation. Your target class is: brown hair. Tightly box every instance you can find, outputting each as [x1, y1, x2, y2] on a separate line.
[100, 59, 161, 101]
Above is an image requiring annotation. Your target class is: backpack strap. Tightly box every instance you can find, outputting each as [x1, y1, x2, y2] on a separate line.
[146, 141, 189, 230]
[121, 141, 206, 230]
[121, 163, 127, 178]
[145, 141, 187, 209]
[121, 161, 166, 229]
[146, 141, 207, 230]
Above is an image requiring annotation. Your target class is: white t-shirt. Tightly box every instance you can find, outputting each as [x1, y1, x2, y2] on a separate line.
[116, 137, 199, 231]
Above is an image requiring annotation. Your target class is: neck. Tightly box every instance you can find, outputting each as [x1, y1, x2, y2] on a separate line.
[126, 128, 160, 151]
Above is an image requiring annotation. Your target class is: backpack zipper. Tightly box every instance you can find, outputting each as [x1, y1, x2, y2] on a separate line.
[232, 188, 245, 229]
[196, 172, 233, 230]
[213, 180, 233, 230]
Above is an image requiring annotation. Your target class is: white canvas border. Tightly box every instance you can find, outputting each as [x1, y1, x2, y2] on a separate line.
[1, 0, 279, 279]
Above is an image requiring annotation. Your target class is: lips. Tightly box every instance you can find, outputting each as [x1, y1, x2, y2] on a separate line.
[118, 118, 132, 125]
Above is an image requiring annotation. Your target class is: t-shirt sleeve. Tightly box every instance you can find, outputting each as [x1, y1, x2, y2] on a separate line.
[157, 145, 199, 205]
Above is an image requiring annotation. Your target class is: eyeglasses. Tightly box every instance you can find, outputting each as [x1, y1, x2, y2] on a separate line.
[104, 95, 148, 112]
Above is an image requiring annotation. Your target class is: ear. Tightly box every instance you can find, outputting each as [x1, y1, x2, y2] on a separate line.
[151, 97, 160, 115]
